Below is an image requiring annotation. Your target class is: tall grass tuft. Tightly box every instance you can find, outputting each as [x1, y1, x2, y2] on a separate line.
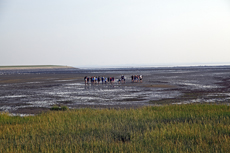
[50, 105, 69, 111]
[0, 104, 230, 152]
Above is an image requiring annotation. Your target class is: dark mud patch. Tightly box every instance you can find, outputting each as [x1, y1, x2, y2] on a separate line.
[142, 84, 175, 88]
[120, 98, 146, 102]
[122, 83, 176, 88]
[57, 100, 73, 104]
[148, 81, 169, 84]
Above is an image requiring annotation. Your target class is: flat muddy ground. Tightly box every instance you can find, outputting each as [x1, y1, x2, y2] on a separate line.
[0, 66, 230, 115]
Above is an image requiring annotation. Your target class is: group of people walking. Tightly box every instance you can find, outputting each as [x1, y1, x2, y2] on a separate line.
[131, 75, 143, 82]
[84, 76, 115, 84]
[84, 75, 143, 84]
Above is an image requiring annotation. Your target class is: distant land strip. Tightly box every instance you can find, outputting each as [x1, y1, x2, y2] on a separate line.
[0, 65, 76, 70]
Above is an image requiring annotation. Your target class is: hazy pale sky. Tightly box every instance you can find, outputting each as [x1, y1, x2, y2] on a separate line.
[0, 0, 230, 67]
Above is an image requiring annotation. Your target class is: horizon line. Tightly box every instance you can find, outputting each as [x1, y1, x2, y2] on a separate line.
[76, 63, 230, 69]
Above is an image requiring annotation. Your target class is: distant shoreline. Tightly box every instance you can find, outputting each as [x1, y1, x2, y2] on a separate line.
[0, 65, 76, 70]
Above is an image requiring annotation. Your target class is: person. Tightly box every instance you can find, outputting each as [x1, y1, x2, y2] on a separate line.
[87, 77, 89, 84]
[131, 75, 134, 82]
[101, 76, 104, 84]
[109, 77, 112, 84]
[105, 77, 107, 84]
[121, 75, 125, 83]
[98, 76, 100, 84]
[140, 75, 143, 82]
[118, 79, 121, 84]
[84, 76, 87, 84]
[92, 77, 95, 83]
[135, 75, 138, 82]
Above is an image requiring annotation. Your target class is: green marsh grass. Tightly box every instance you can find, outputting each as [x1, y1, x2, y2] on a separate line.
[50, 105, 69, 111]
[0, 104, 230, 152]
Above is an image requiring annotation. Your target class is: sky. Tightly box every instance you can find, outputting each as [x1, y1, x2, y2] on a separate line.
[0, 0, 230, 68]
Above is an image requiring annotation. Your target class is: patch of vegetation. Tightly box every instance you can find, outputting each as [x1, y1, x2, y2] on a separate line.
[50, 105, 69, 111]
[0, 104, 230, 152]
[112, 131, 131, 143]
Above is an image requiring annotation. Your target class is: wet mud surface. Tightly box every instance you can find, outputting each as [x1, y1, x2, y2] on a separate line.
[0, 66, 230, 115]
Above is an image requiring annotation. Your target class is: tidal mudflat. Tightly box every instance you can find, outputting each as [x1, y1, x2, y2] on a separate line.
[0, 66, 230, 115]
